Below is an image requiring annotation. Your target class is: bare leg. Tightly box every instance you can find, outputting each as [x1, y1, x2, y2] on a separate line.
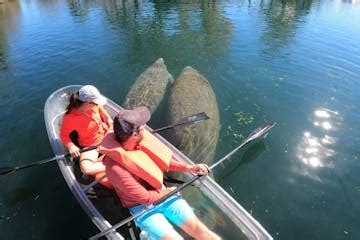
[180, 215, 221, 240]
[161, 230, 183, 240]
[79, 149, 105, 175]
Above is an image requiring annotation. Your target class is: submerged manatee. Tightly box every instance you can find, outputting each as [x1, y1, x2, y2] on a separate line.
[123, 58, 174, 113]
[168, 66, 220, 166]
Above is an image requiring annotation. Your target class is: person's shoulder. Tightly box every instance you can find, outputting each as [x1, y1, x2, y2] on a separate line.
[63, 110, 80, 120]
[97, 105, 107, 112]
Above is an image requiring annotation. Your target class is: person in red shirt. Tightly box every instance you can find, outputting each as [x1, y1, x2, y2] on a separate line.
[60, 85, 112, 176]
[100, 107, 221, 240]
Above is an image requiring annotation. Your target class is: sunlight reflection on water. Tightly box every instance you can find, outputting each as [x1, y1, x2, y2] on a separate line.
[297, 108, 341, 170]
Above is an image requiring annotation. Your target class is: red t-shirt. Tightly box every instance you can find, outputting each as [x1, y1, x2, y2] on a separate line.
[60, 105, 112, 148]
[104, 156, 188, 208]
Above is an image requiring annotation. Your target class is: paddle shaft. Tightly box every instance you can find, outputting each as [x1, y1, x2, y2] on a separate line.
[14, 146, 98, 172]
[151, 122, 185, 133]
[209, 138, 251, 171]
[151, 112, 209, 133]
[88, 123, 276, 239]
[0, 112, 210, 176]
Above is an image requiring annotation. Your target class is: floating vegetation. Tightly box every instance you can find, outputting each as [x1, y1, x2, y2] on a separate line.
[232, 133, 244, 139]
[224, 111, 255, 141]
[253, 103, 261, 112]
[234, 112, 254, 125]
[220, 162, 225, 169]
[226, 125, 233, 136]
[224, 105, 231, 111]
[226, 125, 244, 140]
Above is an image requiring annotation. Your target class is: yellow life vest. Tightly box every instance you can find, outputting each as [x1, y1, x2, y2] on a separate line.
[99, 129, 172, 190]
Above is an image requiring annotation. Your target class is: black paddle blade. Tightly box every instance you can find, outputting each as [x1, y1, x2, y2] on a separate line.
[0, 167, 16, 175]
[151, 112, 210, 133]
[179, 112, 210, 126]
[209, 122, 276, 171]
[247, 122, 276, 142]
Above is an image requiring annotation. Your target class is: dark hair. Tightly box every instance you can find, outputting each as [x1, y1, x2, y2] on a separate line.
[66, 91, 84, 114]
[113, 116, 134, 143]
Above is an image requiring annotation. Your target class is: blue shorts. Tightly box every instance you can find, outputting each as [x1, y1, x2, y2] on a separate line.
[129, 195, 195, 239]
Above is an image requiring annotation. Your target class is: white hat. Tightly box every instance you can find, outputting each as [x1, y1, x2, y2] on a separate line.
[79, 85, 107, 106]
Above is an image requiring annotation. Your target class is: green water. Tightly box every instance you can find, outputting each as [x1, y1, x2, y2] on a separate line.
[0, 0, 359, 239]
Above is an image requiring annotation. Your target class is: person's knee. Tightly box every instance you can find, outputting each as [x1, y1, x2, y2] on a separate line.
[79, 159, 96, 175]
[180, 216, 221, 239]
[80, 150, 100, 175]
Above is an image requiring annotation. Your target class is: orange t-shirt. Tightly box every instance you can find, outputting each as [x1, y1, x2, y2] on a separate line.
[104, 156, 188, 207]
[60, 105, 112, 148]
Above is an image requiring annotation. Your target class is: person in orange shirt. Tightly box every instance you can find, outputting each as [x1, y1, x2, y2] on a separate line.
[100, 107, 221, 240]
[60, 85, 112, 177]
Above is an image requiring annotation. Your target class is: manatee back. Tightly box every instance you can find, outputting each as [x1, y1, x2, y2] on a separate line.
[123, 58, 174, 113]
[168, 66, 220, 165]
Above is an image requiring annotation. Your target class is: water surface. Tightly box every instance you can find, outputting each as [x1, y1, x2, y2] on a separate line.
[0, 0, 359, 239]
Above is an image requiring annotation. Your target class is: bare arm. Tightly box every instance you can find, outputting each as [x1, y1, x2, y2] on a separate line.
[169, 158, 209, 176]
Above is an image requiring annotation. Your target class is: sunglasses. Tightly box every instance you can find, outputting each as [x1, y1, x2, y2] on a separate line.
[132, 125, 144, 135]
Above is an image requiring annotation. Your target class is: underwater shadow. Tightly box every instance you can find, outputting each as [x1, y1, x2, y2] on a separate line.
[1, 187, 38, 207]
[217, 141, 266, 183]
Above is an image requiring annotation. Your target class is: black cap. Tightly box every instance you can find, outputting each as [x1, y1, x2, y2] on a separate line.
[114, 106, 151, 139]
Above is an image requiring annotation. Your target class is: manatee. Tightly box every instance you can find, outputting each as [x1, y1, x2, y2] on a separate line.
[168, 66, 220, 166]
[123, 58, 174, 113]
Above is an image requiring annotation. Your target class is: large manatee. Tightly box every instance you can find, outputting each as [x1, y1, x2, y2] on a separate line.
[168, 66, 220, 166]
[123, 58, 174, 113]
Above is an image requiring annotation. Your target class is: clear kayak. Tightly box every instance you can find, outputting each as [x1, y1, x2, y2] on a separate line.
[44, 85, 273, 240]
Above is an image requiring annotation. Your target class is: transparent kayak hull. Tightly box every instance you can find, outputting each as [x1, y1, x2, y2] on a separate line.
[44, 85, 272, 239]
